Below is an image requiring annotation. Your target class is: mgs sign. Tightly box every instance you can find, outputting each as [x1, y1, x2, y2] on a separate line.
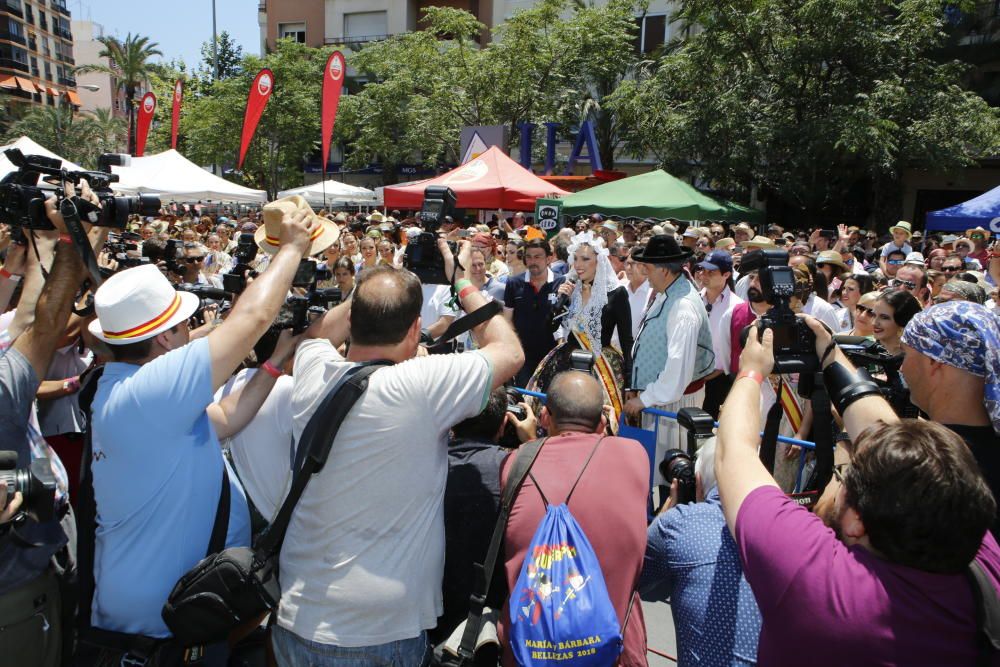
[329, 55, 344, 81]
[143, 96, 155, 113]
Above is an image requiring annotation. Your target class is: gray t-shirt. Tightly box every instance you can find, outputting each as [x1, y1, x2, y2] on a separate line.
[0, 349, 67, 593]
[278, 339, 493, 647]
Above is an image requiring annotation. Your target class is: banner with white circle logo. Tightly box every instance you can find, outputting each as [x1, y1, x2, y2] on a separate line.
[135, 92, 157, 157]
[170, 80, 183, 150]
[321, 51, 346, 175]
[239, 68, 276, 169]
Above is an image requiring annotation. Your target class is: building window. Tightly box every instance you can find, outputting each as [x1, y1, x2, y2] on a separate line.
[636, 14, 667, 54]
[11, 45, 27, 65]
[278, 22, 305, 43]
[344, 11, 387, 41]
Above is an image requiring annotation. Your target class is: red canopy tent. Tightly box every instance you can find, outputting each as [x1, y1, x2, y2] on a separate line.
[383, 146, 569, 211]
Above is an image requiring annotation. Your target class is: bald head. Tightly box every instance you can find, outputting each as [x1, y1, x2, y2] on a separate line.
[546, 372, 605, 432]
[351, 265, 422, 345]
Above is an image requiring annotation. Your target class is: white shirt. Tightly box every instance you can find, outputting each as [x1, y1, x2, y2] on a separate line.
[420, 284, 459, 328]
[701, 286, 744, 374]
[803, 293, 841, 332]
[635, 293, 702, 407]
[735, 274, 751, 301]
[280, 340, 493, 646]
[625, 279, 652, 340]
[214, 370, 295, 520]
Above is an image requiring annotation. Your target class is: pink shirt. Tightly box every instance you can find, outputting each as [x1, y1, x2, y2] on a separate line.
[499, 434, 650, 667]
[736, 485, 1000, 666]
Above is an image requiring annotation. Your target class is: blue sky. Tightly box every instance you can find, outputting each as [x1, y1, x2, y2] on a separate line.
[71, 0, 261, 71]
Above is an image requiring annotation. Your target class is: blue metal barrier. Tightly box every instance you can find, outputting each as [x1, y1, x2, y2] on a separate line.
[513, 388, 817, 449]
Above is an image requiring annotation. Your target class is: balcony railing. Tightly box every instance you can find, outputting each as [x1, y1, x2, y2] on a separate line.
[2, 0, 23, 18]
[324, 33, 392, 47]
[51, 0, 68, 16]
[54, 27, 71, 40]
[58, 75, 74, 86]
[0, 57, 29, 73]
[0, 31, 27, 45]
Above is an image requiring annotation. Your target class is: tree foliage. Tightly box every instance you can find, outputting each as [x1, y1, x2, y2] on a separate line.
[607, 0, 1000, 223]
[75, 33, 163, 154]
[4, 106, 126, 168]
[197, 31, 244, 83]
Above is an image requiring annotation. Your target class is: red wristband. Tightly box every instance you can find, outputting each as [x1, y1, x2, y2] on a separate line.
[59, 234, 73, 244]
[261, 360, 283, 378]
[737, 369, 765, 385]
[0, 268, 10, 279]
[458, 284, 478, 300]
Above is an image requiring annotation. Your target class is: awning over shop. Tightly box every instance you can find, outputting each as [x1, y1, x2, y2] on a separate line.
[66, 90, 81, 106]
[0, 76, 18, 90]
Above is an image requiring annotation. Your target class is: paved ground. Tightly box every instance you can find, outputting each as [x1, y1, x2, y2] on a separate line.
[644, 599, 678, 665]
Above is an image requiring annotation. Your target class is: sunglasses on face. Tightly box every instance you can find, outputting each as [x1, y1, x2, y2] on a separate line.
[943, 266, 962, 273]
[972, 234, 985, 240]
[890, 278, 916, 290]
[184, 256, 205, 263]
[856, 305, 874, 316]
[887, 259, 904, 265]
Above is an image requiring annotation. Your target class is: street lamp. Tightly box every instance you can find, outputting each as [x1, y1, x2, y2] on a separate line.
[79, 83, 100, 92]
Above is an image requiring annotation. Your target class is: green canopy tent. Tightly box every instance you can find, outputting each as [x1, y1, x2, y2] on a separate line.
[560, 169, 763, 223]
[714, 198, 766, 225]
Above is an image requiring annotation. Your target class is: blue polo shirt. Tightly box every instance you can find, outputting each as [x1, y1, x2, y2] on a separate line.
[640, 488, 761, 666]
[503, 269, 564, 385]
[90, 337, 251, 637]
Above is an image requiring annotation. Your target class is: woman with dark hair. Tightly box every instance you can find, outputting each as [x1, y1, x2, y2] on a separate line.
[873, 289, 922, 356]
[832, 272, 875, 332]
[333, 257, 356, 300]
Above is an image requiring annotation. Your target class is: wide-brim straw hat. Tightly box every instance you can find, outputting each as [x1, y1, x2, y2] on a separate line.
[255, 195, 339, 256]
[889, 221, 912, 239]
[88, 264, 200, 345]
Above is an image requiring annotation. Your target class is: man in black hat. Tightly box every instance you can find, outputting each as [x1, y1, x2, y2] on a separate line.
[624, 235, 715, 486]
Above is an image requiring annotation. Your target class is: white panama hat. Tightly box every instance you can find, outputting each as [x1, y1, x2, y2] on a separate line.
[88, 264, 200, 345]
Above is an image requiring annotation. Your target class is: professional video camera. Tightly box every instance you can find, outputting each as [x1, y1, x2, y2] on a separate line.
[271, 259, 339, 334]
[834, 335, 916, 417]
[0, 148, 159, 230]
[0, 451, 57, 523]
[404, 186, 458, 284]
[749, 249, 817, 375]
[103, 231, 151, 271]
[658, 408, 718, 506]
[221, 232, 259, 294]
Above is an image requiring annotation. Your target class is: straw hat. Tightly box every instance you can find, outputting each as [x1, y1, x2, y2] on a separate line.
[715, 237, 736, 251]
[743, 235, 776, 249]
[889, 221, 912, 239]
[815, 250, 849, 272]
[367, 211, 385, 224]
[256, 195, 339, 255]
[88, 264, 200, 345]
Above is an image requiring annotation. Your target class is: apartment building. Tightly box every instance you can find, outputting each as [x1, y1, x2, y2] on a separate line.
[0, 0, 79, 110]
[71, 20, 128, 118]
[257, 0, 681, 54]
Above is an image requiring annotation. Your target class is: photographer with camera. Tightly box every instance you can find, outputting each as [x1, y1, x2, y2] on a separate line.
[82, 199, 323, 661]
[901, 300, 1000, 534]
[433, 388, 536, 648]
[716, 317, 1000, 665]
[272, 240, 523, 666]
[0, 180, 106, 667]
[641, 434, 762, 667]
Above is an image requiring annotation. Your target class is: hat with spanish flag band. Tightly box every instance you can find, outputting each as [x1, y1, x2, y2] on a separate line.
[88, 264, 201, 345]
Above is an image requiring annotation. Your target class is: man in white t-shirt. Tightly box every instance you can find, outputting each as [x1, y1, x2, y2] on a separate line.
[274, 243, 524, 666]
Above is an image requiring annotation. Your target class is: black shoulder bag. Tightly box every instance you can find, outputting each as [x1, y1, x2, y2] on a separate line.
[434, 437, 547, 667]
[161, 362, 388, 646]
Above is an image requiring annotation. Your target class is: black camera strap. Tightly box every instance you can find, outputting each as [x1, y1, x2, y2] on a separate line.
[425, 300, 503, 349]
[60, 197, 105, 287]
[453, 437, 547, 665]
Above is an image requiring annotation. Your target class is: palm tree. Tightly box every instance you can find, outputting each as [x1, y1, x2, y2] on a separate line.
[87, 107, 127, 155]
[75, 33, 162, 155]
[4, 104, 91, 165]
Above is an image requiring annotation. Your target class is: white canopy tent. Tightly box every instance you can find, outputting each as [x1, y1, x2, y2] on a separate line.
[277, 179, 379, 207]
[110, 149, 267, 204]
[0, 136, 84, 180]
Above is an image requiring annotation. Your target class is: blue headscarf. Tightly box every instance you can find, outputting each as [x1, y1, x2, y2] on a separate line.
[901, 301, 1000, 434]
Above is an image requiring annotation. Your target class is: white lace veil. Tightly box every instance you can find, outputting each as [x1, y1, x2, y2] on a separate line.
[565, 231, 616, 352]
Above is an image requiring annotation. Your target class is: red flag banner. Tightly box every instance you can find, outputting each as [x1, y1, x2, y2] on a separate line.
[170, 79, 183, 150]
[238, 68, 275, 170]
[135, 92, 156, 157]
[321, 51, 346, 173]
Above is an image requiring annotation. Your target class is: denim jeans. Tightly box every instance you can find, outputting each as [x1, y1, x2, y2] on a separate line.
[272, 625, 431, 667]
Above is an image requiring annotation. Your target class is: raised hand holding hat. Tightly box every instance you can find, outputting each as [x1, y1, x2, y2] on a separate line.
[256, 195, 339, 256]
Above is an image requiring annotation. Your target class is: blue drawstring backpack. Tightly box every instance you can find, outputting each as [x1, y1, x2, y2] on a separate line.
[509, 438, 624, 667]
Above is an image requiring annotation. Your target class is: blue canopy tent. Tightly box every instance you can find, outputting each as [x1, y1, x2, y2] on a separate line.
[925, 185, 1000, 232]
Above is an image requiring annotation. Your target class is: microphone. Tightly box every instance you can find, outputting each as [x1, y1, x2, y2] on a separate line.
[552, 269, 578, 321]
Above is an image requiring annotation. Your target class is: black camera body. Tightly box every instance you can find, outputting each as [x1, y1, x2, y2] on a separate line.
[0, 451, 57, 523]
[222, 233, 260, 294]
[405, 186, 457, 285]
[835, 335, 916, 417]
[659, 449, 696, 505]
[756, 249, 817, 375]
[0, 148, 159, 230]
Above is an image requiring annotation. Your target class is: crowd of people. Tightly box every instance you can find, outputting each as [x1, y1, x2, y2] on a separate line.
[0, 183, 999, 667]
